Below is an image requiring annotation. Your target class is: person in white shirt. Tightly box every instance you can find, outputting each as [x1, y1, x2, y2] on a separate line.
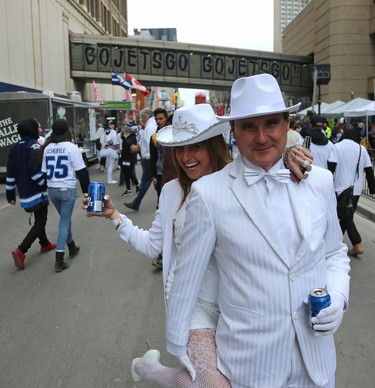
[82, 103, 314, 387]
[165, 74, 350, 388]
[42, 119, 90, 272]
[328, 129, 375, 256]
[298, 115, 334, 169]
[100, 120, 119, 183]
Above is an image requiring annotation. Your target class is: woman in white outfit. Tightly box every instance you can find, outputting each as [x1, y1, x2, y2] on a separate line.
[82, 104, 312, 387]
[100, 121, 119, 183]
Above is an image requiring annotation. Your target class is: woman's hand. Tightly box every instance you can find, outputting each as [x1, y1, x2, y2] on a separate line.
[285, 146, 313, 183]
[82, 194, 121, 220]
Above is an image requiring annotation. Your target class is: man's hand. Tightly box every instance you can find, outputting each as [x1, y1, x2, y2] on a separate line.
[178, 355, 196, 381]
[311, 291, 345, 336]
[285, 146, 313, 183]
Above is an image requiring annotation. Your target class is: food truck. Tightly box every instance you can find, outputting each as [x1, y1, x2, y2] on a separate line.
[0, 91, 98, 176]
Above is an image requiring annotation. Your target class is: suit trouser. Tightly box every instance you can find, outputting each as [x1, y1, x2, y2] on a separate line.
[231, 339, 335, 388]
[339, 195, 361, 246]
[19, 205, 49, 253]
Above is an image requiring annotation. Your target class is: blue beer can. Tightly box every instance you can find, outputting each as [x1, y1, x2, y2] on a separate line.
[308, 288, 331, 329]
[87, 182, 105, 215]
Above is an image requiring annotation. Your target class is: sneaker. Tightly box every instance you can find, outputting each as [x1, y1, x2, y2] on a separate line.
[12, 248, 25, 270]
[124, 202, 139, 211]
[122, 190, 132, 196]
[152, 255, 163, 269]
[40, 242, 57, 254]
[107, 180, 118, 184]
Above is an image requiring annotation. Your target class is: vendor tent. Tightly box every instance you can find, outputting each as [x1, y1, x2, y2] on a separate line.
[343, 101, 375, 117]
[297, 102, 329, 116]
[324, 97, 373, 116]
[321, 100, 345, 114]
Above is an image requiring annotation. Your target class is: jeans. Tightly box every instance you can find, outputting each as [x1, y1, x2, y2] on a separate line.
[19, 205, 49, 253]
[48, 187, 76, 251]
[132, 158, 152, 209]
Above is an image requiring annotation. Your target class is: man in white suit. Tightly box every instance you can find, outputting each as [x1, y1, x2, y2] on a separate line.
[166, 74, 350, 387]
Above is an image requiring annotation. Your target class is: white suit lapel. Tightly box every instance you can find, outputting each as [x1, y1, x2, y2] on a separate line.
[287, 180, 312, 264]
[228, 160, 288, 265]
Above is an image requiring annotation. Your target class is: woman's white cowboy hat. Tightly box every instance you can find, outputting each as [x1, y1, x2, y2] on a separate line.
[157, 103, 230, 146]
[216, 74, 301, 121]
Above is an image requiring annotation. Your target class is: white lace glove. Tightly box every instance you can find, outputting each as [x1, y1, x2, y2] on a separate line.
[178, 355, 196, 381]
[311, 291, 346, 336]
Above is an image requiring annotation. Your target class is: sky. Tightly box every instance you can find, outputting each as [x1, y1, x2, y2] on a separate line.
[127, 0, 275, 106]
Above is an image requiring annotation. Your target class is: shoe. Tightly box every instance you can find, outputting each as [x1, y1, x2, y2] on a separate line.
[348, 243, 364, 257]
[55, 251, 70, 273]
[12, 248, 25, 270]
[152, 255, 163, 269]
[124, 202, 139, 211]
[67, 241, 80, 258]
[40, 242, 57, 254]
[100, 167, 105, 172]
[131, 349, 161, 382]
[107, 180, 118, 184]
[122, 190, 132, 196]
[136, 184, 140, 193]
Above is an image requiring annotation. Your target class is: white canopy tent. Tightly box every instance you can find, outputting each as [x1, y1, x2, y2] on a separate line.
[324, 97, 373, 116]
[297, 102, 329, 116]
[343, 101, 375, 140]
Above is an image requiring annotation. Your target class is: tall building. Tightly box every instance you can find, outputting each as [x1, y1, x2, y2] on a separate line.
[274, 0, 310, 52]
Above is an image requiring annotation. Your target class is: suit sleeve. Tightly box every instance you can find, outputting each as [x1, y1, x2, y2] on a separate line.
[166, 185, 216, 356]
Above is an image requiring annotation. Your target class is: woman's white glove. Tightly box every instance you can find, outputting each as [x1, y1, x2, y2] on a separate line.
[311, 291, 346, 336]
[178, 355, 196, 381]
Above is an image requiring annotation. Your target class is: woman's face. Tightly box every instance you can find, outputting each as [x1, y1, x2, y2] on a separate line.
[175, 142, 213, 180]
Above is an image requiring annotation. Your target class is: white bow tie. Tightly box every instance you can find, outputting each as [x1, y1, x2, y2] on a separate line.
[244, 168, 290, 186]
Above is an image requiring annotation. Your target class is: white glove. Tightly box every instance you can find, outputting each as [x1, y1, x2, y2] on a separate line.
[178, 355, 196, 381]
[311, 291, 346, 336]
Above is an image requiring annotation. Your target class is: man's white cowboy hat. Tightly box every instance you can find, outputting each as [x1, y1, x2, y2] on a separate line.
[157, 103, 230, 146]
[216, 74, 300, 121]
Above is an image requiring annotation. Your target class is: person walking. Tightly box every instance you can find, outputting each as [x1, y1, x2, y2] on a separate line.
[6, 118, 56, 270]
[328, 128, 375, 256]
[165, 74, 350, 387]
[41, 119, 90, 272]
[100, 120, 119, 184]
[120, 123, 139, 196]
[124, 108, 157, 211]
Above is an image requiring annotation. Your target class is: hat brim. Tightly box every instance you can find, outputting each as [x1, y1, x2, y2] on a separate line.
[157, 120, 230, 147]
[50, 131, 69, 142]
[215, 103, 301, 121]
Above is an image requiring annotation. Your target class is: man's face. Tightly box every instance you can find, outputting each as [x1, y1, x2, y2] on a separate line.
[232, 113, 289, 171]
[155, 113, 167, 129]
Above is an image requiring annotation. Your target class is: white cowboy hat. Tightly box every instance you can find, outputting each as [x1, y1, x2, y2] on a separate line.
[216, 74, 301, 121]
[156, 103, 230, 146]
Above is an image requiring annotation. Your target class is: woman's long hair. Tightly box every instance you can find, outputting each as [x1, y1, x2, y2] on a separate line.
[174, 134, 231, 208]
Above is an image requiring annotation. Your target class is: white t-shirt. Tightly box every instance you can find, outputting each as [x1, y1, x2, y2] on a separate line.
[329, 139, 372, 195]
[42, 141, 86, 189]
[298, 137, 334, 169]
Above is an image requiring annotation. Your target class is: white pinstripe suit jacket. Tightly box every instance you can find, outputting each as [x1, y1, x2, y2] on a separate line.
[166, 157, 350, 387]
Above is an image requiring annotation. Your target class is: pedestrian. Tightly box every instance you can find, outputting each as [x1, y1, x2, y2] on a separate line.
[41, 119, 90, 272]
[120, 123, 139, 196]
[6, 118, 56, 270]
[299, 114, 334, 169]
[328, 128, 375, 256]
[100, 120, 119, 184]
[95, 123, 106, 172]
[82, 102, 314, 387]
[165, 74, 350, 387]
[124, 108, 157, 211]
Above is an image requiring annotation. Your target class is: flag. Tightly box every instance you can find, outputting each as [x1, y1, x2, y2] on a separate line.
[125, 88, 134, 102]
[93, 80, 100, 102]
[111, 69, 132, 90]
[125, 73, 151, 96]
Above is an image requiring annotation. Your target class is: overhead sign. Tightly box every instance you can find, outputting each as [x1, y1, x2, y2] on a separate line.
[70, 34, 313, 94]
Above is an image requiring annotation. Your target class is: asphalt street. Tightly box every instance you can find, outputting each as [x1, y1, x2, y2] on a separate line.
[0, 163, 374, 388]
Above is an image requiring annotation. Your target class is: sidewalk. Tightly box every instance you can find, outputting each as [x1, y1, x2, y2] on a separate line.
[356, 194, 375, 222]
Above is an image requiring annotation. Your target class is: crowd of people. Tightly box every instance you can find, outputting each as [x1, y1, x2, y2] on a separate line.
[5, 72, 375, 387]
